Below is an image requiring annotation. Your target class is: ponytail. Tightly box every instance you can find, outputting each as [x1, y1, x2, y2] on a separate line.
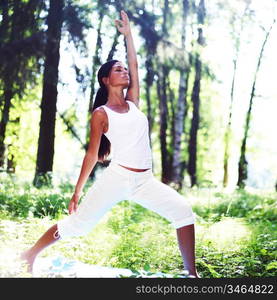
[92, 86, 111, 163]
[91, 59, 119, 163]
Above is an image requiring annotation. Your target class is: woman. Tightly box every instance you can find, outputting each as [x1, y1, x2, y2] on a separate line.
[21, 10, 199, 278]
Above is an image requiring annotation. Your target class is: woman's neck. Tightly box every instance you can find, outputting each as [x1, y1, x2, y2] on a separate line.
[106, 89, 125, 106]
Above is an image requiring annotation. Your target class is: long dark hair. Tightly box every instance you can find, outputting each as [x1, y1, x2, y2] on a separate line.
[92, 60, 119, 163]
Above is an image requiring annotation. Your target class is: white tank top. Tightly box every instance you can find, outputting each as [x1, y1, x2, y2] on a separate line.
[101, 100, 153, 169]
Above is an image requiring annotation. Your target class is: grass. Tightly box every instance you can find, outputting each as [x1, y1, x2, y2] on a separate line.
[0, 173, 276, 278]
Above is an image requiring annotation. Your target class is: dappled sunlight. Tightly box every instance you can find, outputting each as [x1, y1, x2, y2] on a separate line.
[0, 220, 27, 277]
[186, 188, 230, 208]
[0, 245, 31, 277]
[201, 217, 252, 252]
[0, 218, 47, 277]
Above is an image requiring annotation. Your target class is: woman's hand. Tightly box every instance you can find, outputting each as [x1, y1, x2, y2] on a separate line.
[115, 10, 131, 36]
[68, 192, 81, 214]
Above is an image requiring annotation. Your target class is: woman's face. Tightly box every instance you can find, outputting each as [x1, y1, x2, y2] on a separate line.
[105, 62, 130, 89]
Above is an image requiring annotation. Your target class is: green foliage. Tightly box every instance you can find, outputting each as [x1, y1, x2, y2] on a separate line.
[196, 220, 276, 278]
[0, 178, 276, 278]
[105, 201, 181, 273]
[5, 86, 41, 175]
[0, 173, 72, 219]
[191, 188, 277, 222]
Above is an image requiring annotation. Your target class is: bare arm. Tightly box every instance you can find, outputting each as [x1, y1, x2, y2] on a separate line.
[69, 110, 105, 214]
[115, 10, 140, 106]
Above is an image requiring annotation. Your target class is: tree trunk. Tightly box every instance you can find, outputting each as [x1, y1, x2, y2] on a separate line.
[0, 0, 9, 47]
[145, 53, 155, 145]
[0, 0, 20, 169]
[237, 20, 275, 188]
[188, 0, 205, 187]
[223, 53, 238, 187]
[0, 87, 12, 169]
[171, 0, 190, 190]
[33, 0, 64, 187]
[6, 116, 20, 173]
[168, 81, 175, 171]
[157, 0, 171, 183]
[157, 64, 170, 183]
[223, 4, 250, 187]
[188, 54, 201, 187]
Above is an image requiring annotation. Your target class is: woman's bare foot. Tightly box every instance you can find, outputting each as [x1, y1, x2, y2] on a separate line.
[20, 250, 35, 273]
[19, 224, 59, 275]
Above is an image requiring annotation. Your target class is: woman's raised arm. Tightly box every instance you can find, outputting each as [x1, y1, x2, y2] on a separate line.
[115, 10, 140, 106]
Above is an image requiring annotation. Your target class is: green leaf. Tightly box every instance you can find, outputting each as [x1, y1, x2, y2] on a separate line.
[143, 263, 150, 271]
[260, 249, 267, 255]
[266, 261, 277, 271]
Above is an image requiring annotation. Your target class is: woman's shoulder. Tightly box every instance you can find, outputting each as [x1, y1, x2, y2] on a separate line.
[94, 105, 107, 114]
[92, 107, 108, 121]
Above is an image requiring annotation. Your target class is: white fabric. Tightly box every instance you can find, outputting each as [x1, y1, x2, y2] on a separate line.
[101, 100, 153, 169]
[57, 161, 195, 239]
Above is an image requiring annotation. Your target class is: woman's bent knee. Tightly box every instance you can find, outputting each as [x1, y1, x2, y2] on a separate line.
[170, 198, 196, 229]
[57, 217, 94, 239]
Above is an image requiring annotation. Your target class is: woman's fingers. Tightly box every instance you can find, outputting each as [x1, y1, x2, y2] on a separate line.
[68, 202, 73, 214]
[115, 20, 125, 30]
[68, 195, 79, 214]
[115, 19, 122, 27]
[69, 201, 74, 214]
[115, 11, 130, 35]
[69, 201, 76, 214]
[74, 201, 78, 212]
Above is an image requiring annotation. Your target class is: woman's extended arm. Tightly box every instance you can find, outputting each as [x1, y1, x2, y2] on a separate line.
[115, 10, 140, 106]
[68, 110, 105, 214]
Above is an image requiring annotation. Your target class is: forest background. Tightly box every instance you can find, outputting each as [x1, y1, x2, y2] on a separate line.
[0, 0, 276, 278]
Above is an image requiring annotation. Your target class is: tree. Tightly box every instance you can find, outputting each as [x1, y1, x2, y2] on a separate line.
[223, 1, 252, 187]
[188, 0, 206, 187]
[171, 0, 190, 190]
[33, 0, 65, 187]
[33, 0, 91, 187]
[0, 0, 44, 170]
[157, 0, 171, 183]
[237, 18, 275, 188]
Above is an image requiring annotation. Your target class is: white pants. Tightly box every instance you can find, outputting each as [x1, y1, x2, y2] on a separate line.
[57, 161, 195, 239]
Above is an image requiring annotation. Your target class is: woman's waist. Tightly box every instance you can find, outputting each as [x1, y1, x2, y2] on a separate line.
[108, 160, 153, 178]
[117, 164, 150, 172]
